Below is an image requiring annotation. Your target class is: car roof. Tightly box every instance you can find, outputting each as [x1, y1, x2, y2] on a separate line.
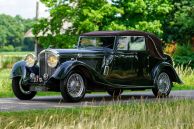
[81, 30, 153, 37]
[81, 30, 165, 60]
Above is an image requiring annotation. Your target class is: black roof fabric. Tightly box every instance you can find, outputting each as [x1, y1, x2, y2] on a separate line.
[81, 30, 150, 36]
[81, 31, 165, 60]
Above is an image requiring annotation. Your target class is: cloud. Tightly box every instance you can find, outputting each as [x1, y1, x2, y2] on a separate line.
[0, 0, 49, 19]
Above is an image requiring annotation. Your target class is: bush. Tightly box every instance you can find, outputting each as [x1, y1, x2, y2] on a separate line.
[173, 44, 194, 68]
[0, 45, 15, 52]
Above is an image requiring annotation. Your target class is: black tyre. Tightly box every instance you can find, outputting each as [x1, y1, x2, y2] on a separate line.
[12, 77, 36, 100]
[152, 71, 172, 97]
[107, 89, 123, 97]
[60, 71, 86, 102]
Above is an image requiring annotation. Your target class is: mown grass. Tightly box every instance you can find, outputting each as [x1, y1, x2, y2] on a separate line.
[0, 99, 194, 129]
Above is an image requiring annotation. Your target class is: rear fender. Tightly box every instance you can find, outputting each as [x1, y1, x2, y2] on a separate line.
[152, 62, 183, 84]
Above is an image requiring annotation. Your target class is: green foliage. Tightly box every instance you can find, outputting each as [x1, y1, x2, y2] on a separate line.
[38, 35, 78, 48]
[164, 0, 194, 43]
[33, 0, 193, 48]
[173, 0, 194, 43]
[0, 14, 35, 51]
[173, 44, 194, 68]
[134, 20, 163, 36]
[0, 14, 24, 47]
[0, 45, 15, 52]
[22, 38, 35, 51]
[34, 0, 176, 48]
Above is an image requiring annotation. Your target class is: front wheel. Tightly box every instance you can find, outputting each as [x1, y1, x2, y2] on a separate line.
[12, 77, 36, 100]
[60, 71, 86, 102]
[152, 72, 172, 97]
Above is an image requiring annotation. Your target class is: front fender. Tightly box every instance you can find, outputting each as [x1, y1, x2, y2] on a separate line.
[152, 62, 183, 84]
[52, 61, 101, 81]
[10, 61, 39, 79]
[10, 61, 27, 79]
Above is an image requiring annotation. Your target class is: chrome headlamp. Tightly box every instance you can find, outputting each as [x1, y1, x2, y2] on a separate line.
[47, 54, 59, 68]
[25, 54, 36, 67]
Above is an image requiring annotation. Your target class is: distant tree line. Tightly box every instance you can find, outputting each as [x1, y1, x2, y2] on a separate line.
[33, 0, 194, 48]
[0, 14, 35, 51]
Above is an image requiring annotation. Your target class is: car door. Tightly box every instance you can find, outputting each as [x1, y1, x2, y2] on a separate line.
[106, 36, 151, 86]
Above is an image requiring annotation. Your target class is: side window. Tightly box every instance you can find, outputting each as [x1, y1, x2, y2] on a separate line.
[117, 36, 130, 50]
[117, 36, 146, 51]
[129, 36, 146, 51]
[79, 36, 115, 49]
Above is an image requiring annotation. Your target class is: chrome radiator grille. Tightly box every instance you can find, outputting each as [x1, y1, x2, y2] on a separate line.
[39, 51, 55, 79]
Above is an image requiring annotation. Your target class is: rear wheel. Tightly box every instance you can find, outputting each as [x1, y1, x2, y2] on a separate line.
[12, 77, 36, 100]
[60, 71, 86, 102]
[152, 72, 172, 97]
[107, 89, 123, 97]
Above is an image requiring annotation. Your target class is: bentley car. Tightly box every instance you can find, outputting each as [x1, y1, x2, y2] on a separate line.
[10, 31, 182, 102]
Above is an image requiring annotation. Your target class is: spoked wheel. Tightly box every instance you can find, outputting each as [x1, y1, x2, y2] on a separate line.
[12, 77, 36, 100]
[60, 71, 86, 102]
[152, 72, 172, 97]
[107, 89, 123, 97]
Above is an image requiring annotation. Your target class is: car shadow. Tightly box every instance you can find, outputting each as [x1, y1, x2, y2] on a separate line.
[31, 93, 175, 104]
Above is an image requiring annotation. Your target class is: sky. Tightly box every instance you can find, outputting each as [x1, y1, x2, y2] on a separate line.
[0, 0, 49, 19]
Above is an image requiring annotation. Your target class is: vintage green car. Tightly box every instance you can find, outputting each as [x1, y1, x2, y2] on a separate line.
[10, 31, 182, 102]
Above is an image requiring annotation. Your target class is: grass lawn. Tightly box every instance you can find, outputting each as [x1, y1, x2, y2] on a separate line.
[0, 99, 194, 129]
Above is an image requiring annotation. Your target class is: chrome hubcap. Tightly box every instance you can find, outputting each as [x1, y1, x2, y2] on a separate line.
[66, 73, 84, 98]
[19, 79, 31, 94]
[157, 72, 170, 94]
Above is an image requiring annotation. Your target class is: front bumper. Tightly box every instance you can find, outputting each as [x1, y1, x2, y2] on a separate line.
[23, 72, 60, 92]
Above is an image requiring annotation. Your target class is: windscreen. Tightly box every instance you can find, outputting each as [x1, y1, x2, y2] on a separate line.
[79, 36, 115, 49]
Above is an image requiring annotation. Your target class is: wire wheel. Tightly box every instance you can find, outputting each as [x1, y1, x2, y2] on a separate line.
[152, 72, 172, 97]
[60, 71, 86, 102]
[157, 72, 171, 94]
[66, 73, 85, 98]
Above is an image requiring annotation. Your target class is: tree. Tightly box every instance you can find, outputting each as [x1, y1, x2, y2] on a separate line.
[0, 14, 35, 51]
[33, 0, 193, 48]
[173, 0, 194, 43]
